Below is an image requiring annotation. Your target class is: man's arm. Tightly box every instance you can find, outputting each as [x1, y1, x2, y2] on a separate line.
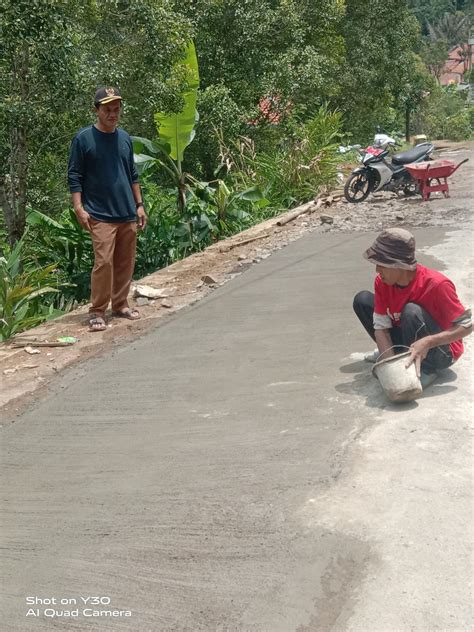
[407, 323, 473, 376]
[68, 136, 91, 232]
[374, 328, 395, 360]
[71, 192, 92, 232]
[132, 182, 147, 230]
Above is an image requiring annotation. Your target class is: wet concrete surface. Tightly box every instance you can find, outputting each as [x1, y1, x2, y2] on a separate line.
[1, 153, 473, 631]
[1, 147, 474, 632]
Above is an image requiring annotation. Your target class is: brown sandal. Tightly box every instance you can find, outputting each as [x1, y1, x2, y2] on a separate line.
[111, 308, 141, 320]
[88, 314, 107, 331]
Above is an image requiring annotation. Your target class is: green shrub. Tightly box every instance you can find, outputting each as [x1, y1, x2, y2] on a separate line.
[414, 84, 472, 140]
[444, 110, 472, 141]
[237, 106, 343, 206]
[27, 209, 93, 303]
[135, 177, 267, 277]
[183, 85, 245, 180]
[467, 106, 474, 132]
[0, 236, 63, 341]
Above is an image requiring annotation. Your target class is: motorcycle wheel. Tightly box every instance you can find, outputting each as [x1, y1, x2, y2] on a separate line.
[344, 172, 372, 203]
[403, 182, 419, 196]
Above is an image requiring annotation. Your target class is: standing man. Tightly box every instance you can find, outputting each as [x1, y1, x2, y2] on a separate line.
[353, 228, 471, 388]
[68, 87, 147, 331]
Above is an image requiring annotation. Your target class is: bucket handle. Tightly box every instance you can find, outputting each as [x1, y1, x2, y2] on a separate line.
[376, 344, 411, 362]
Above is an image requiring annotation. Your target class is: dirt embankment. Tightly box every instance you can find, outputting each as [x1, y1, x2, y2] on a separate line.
[1, 142, 472, 416]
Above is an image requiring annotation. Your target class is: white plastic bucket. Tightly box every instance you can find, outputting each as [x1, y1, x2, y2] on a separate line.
[372, 351, 422, 402]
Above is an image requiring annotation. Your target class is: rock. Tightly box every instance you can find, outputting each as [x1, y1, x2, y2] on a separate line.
[237, 254, 247, 261]
[133, 284, 172, 299]
[201, 275, 217, 285]
[135, 297, 150, 307]
[196, 280, 204, 288]
[320, 214, 334, 224]
[161, 299, 173, 309]
[24, 346, 40, 355]
[396, 215, 405, 221]
[3, 368, 16, 375]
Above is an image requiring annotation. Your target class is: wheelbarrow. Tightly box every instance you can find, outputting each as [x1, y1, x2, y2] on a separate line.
[405, 158, 469, 201]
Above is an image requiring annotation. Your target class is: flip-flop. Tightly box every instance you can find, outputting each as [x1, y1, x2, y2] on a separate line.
[112, 308, 141, 320]
[88, 314, 107, 331]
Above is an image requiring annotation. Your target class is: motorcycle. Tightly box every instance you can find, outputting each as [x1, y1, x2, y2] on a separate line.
[343, 135, 434, 203]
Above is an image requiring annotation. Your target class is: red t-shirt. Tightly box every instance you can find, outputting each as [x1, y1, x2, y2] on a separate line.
[374, 264, 465, 359]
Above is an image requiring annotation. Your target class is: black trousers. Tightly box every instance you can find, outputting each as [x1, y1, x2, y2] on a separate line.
[353, 291, 453, 374]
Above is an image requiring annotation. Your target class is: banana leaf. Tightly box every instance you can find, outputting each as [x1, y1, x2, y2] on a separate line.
[154, 41, 200, 165]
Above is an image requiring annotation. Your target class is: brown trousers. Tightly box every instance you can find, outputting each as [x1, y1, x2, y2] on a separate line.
[89, 219, 137, 316]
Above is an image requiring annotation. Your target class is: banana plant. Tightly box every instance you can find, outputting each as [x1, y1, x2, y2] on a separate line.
[0, 235, 60, 340]
[188, 177, 267, 221]
[133, 41, 199, 213]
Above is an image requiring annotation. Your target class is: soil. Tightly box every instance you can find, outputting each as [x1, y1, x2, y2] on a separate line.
[1, 141, 472, 416]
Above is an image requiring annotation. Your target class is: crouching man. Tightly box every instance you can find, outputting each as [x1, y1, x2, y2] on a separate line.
[353, 228, 471, 388]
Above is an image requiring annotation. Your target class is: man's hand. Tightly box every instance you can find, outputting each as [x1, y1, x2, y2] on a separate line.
[406, 338, 431, 377]
[374, 328, 395, 360]
[137, 206, 147, 230]
[75, 207, 92, 232]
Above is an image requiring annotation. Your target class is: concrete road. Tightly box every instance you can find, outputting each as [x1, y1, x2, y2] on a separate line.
[1, 227, 472, 631]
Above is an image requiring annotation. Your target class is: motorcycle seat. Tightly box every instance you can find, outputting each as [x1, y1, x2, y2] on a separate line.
[392, 143, 433, 165]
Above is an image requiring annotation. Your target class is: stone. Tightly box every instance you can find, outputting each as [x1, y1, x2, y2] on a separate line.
[135, 297, 150, 307]
[161, 300, 173, 309]
[320, 214, 334, 224]
[237, 254, 246, 261]
[201, 275, 217, 285]
[133, 284, 172, 299]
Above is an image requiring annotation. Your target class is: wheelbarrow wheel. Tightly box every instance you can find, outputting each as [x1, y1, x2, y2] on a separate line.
[344, 172, 372, 203]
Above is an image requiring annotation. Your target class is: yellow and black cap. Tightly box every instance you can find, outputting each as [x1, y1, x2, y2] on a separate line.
[94, 86, 122, 106]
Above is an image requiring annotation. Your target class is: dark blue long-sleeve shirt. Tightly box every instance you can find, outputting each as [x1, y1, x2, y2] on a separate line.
[68, 125, 139, 223]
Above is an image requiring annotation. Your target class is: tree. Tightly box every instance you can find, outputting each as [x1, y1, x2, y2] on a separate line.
[420, 39, 449, 79]
[427, 11, 470, 46]
[0, 0, 191, 245]
[174, 0, 345, 173]
[180, 0, 345, 113]
[397, 56, 436, 140]
[0, 1, 79, 243]
[408, 0, 457, 33]
[340, 0, 421, 141]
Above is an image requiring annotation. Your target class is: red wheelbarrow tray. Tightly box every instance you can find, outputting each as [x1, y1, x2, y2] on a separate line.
[405, 159, 459, 179]
[405, 158, 468, 201]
